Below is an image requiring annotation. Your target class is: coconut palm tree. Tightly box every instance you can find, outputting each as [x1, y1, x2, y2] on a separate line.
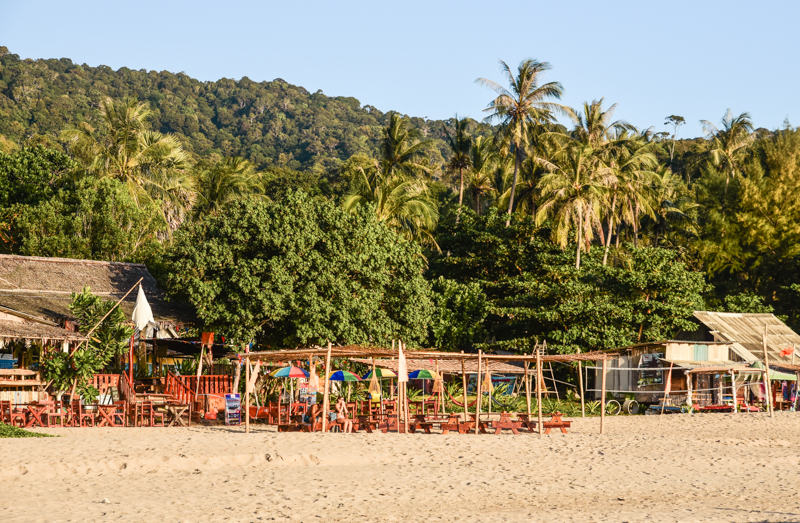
[466, 136, 498, 215]
[647, 165, 700, 247]
[535, 144, 612, 269]
[477, 59, 564, 226]
[444, 115, 472, 213]
[700, 109, 756, 192]
[62, 97, 193, 229]
[343, 158, 439, 249]
[563, 99, 632, 148]
[380, 113, 434, 179]
[192, 156, 263, 218]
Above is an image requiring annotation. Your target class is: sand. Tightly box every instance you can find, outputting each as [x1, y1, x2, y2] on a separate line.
[2, 412, 800, 522]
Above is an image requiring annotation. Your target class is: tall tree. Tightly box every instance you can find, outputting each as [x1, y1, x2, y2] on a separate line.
[700, 109, 756, 192]
[466, 136, 499, 215]
[535, 144, 611, 269]
[192, 156, 263, 218]
[379, 113, 434, 178]
[444, 115, 472, 215]
[664, 115, 685, 162]
[61, 97, 193, 228]
[477, 59, 564, 226]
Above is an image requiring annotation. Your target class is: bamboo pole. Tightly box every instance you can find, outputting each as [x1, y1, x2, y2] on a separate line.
[577, 348, 585, 418]
[245, 354, 250, 434]
[403, 342, 409, 435]
[548, 362, 559, 400]
[658, 362, 674, 432]
[764, 324, 774, 418]
[524, 357, 531, 415]
[322, 342, 332, 432]
[461, 353, 468, 422]
[600, 359, 607, 435]
[475, 350, 482, 435]
[536, 351, 543, 435]
[436, 359, 445, 416]
[730, 370, 738, 415]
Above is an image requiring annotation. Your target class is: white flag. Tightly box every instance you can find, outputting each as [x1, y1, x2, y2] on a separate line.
[397, 343, 408, 383]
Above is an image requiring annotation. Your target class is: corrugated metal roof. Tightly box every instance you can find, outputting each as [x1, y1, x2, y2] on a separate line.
[693, 311, 800, 362]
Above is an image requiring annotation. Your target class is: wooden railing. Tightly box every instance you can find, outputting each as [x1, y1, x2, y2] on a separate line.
[164, 371, 197, 407]
[91, 374, 120, 395]
[119, 372, 135, 404]
[179, 375, 233, 396]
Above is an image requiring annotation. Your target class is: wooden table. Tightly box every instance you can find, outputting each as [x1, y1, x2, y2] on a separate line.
[25, 403, 48, 428]
[468, 414, 490, 434]
[95, 404, 120, 427]
[164, 404, 190, 427]
[491, 412, 524, 435]
[542, 412, 571, 434]
[408, 414, 436, 434]
[517, 414, 537, 432]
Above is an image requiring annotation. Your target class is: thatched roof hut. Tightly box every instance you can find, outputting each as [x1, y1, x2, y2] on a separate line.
[0, 254, 193, 328]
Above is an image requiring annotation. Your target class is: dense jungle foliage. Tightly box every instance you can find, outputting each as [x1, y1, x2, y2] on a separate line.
[2, 48, 799, 355]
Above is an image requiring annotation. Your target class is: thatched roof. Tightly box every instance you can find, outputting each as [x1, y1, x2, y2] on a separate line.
[0, 254, 194, 325]
[693, 311, 800, 362]
[0, 320, 88, 341]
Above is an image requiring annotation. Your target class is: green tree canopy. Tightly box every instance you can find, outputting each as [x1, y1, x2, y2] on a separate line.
[162, 191, 434, 346]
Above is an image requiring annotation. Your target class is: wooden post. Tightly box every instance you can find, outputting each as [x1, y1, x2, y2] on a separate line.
[435, 359, 445, 416]
[548, 362, 559, 400]
[536, 351, 543, 435]
[763, 324, 774, 417]
[658, 362, 674, 432]
[322, 342, 332, 432]
[577, 348, 585, 418]
[461, 353, 468, 422]
[245, 354, 250, 434]
[600, 359, 607, 435]
[402, 342, 409, 434]
[524, 357, 531, 415]
[730, 370, 738, 414]
[475, 350, 482, 435]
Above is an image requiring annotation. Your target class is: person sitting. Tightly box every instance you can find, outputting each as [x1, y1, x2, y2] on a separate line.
[335, 396, 353, 433]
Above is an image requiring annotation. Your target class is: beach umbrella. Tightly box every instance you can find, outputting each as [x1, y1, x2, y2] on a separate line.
[408, 369, 439, 414]
[329, 370, 361, 404]
[362, 368, 397, 379]
[270, 366, 310, 378]
[328, 370, 361, 381]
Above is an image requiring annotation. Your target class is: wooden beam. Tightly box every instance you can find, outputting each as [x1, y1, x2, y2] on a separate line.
[474, 350, 482, 435]
[536, 351, 543, 435]
[764, 324, 774, 418]
[600, 358, 607, 435]
[245, 354, 250, 434]
[322, 342, 332, 433]
[577, 348, 585, 418]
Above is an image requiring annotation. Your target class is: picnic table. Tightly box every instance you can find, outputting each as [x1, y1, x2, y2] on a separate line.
[163, 403, 190, 427]
[440, 414, 474, 435]
[408, 414, 436, 434]
[24, 402, 49, 428]
[542, 412, 571, 434]
[95, 404, 121, 427]
[468, 414, 490, 434]
[491, 412, 524, 435]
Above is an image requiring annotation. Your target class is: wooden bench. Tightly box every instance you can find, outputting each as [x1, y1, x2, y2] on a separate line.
[542, 412, 571, 434]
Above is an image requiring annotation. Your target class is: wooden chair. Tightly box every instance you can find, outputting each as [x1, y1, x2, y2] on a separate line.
[45, 401, 68, 428]
[112, 401, 127, 427]
[139, 402, 166, 427]
[71, 401, 94, 427]
[1, 401, 26, 427]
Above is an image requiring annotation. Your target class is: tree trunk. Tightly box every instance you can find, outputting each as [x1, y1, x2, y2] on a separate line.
[456, 167, 464, 224]
[575, 206, 583, 270]
[506, 147, 520, 228]
[602, 194, 616, 266]
[475, 191, 481, 216]
[615, 223, 621, 249]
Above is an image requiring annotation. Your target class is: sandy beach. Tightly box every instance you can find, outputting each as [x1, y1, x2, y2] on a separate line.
[2, 413, 800, 522]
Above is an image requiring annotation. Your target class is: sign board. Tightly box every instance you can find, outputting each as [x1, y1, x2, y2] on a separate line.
[298, 377, 317, 404]
[224, 393, 241, 425]
[637, 353, 664, 386]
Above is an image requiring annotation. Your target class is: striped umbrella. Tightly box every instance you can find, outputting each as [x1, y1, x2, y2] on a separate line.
[362, 368, 397, 379]
[408, 369, 437, 380]
[328, 370, 361, 381]
[270, 366, 310, 378]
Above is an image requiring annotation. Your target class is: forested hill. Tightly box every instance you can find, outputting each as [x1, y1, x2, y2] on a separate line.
[0, 47, 489, 171]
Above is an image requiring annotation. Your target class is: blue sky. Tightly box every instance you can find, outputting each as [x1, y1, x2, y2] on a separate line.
[1, 0, 797, 137]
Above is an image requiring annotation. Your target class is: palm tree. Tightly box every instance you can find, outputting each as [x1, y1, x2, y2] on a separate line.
[563, 99, 632, 148]
[466, 136, 498, 215]
[380, 113, 434, 178]
[62, 97, 192, 228]
[535, 144, 611, 269]
[648, 165, 700, 247]
[477, 59, 564, 226]
[444, 115, 472, 213]
[192, 156, 263, 218]
[700, 109, 756, 192]
[599, 130, 658, 263]
[343, 158, 439, 249]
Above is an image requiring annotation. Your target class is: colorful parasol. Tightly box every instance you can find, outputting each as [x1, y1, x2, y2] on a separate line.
[362, 368, 397, 379]
[408, 369, 438, 380]
[270, 366, 310, 378]
[328, 370, 362, 381]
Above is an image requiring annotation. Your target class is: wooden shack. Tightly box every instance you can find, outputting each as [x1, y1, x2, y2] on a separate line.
[596, 340, 745, 405]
